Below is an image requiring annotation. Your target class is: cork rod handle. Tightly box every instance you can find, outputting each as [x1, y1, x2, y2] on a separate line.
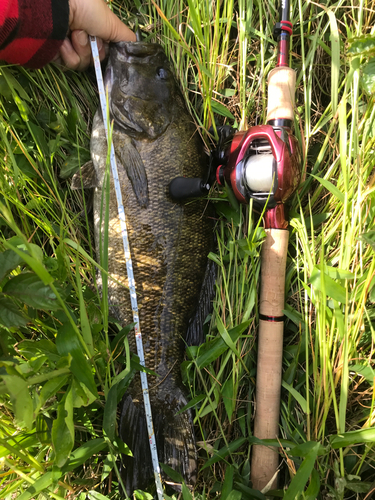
[251, 228, 289, 491]
[266, 67, 296, 123]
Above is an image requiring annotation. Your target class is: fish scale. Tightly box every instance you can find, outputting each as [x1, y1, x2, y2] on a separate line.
[88, 42, 214, 494]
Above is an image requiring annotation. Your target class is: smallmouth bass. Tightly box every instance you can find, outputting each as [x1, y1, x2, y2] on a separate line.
[74, 42, 214, 494]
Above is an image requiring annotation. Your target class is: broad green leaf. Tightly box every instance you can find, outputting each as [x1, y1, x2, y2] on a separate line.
[0, 68, 32, 101]
[221, 464, 234, 498]
[303, 212, 331, 229]
[101, 453, 115, 481]
[226, 492, 242, 500]
[28, 122, 48, 155]
[36, 414, 50, 444]
[211, 100, 235, 119]
[194, 320, 251, 369]
[214, 201, 241, 227]
[76, 259, 94, 356]
[0, 296, 28, 327]
[0, 249, 23, 281]
[309, 266, 347, 303]
[56, 323, 98, 397]
[133, 491, 154, 500]
[15, 242, 44, 263]
[287, 440, 326, 457]
[198, 398, 218, 418]
[103, 384, 117, 441]
[324, 265, 354, 280]
[87, 492, 112, 500]
[17, 470, 62, 500]
[282, 381, 310, 414]
[305, 469, 320, 500]
[283, 442, 320, 500]
[310, 175, 345, 203]
[3, 272, 63, 310]
[216, 315, 242, 359]
[330, 428, 375, 448]
[62, 438, 107, 472]
[348, 34, 375, 56]
[111, 365, 133, 387]
[1, 374, 33, 429]
[4, 241, 53, 285]
[222, 378, 236, 421]
[360, 230, 375, 252]
[71, 377, 96, 407]
[160, 462, 184, 483]
[362, 57, 375, 94]
[19, 339, 60, 363]
[51, 387, 74, 467]
[201, 437, 246, 469]
[346, 481, 372, 493]
[208, 252, 223, 267]
[350, 363, 375, 385]
[182, 482, 193, 500]
[234, 483, 266, 500]
[36, 374, 69, 412]
[60, 151, 90, 179]
[177, 393, 206, 414]
[110, 322, 136, 351]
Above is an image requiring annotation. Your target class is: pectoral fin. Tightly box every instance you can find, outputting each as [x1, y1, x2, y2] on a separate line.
[117, 138, 149, 208]
[71, 161, 98, 190]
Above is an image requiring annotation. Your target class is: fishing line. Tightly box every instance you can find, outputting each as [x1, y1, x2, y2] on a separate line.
[90, 36, 164, 500]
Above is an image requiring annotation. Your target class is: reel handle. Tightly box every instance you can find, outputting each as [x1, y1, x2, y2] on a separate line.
[169, 177, 209, 201]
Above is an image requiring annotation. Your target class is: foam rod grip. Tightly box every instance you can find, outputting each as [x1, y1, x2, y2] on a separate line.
[251, 228, 289, 492]
[266, 67, 296, 123]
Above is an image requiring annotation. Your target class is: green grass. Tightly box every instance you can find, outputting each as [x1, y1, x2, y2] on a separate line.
[1, 0, 375, 498]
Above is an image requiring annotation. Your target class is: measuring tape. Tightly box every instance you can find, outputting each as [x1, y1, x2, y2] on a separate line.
[90, 36, 164, 500]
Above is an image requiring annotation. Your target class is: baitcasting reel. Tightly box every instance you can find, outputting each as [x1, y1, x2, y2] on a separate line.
[169, 123, 301, 211]
[215, 123, 300, 209]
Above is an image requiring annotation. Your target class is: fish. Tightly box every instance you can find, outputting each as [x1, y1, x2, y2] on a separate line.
[73, 42, 215, 494]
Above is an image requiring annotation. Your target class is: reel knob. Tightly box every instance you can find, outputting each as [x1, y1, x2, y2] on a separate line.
[169, 177, 210, 201]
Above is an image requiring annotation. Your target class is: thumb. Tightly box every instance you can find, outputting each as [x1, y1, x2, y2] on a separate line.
[102, 10, 136, 42]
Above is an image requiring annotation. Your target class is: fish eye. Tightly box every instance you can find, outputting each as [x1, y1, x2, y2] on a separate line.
[156, 67, 169, 80]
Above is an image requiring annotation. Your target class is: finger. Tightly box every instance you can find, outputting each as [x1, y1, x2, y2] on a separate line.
[70, 30, 92, 71]
[59, 38, 81, 70]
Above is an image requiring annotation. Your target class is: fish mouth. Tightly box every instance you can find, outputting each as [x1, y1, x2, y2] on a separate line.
[110, 41, 165, 62]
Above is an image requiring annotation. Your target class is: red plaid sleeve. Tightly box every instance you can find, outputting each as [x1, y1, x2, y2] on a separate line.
[0, 0, 69, 68]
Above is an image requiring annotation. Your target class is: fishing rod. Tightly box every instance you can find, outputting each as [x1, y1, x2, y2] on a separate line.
[90, 37, 164, 500]
[215, 0, 300, 489]
[169, 0, 300, 491]
[249, 0, 300, 490]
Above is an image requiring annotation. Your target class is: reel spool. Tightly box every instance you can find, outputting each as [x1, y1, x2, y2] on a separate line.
[215, 124, 300, 209]
[244, 153, 275, 193]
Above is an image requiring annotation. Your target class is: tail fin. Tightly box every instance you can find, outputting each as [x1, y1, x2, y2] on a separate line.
[119, 380, 197, 495]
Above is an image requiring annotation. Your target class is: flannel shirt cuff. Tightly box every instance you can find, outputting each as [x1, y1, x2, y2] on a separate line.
[0, 0, 69, 68]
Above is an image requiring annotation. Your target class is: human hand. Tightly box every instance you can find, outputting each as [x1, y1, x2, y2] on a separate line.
[53, 0, 136, 71]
